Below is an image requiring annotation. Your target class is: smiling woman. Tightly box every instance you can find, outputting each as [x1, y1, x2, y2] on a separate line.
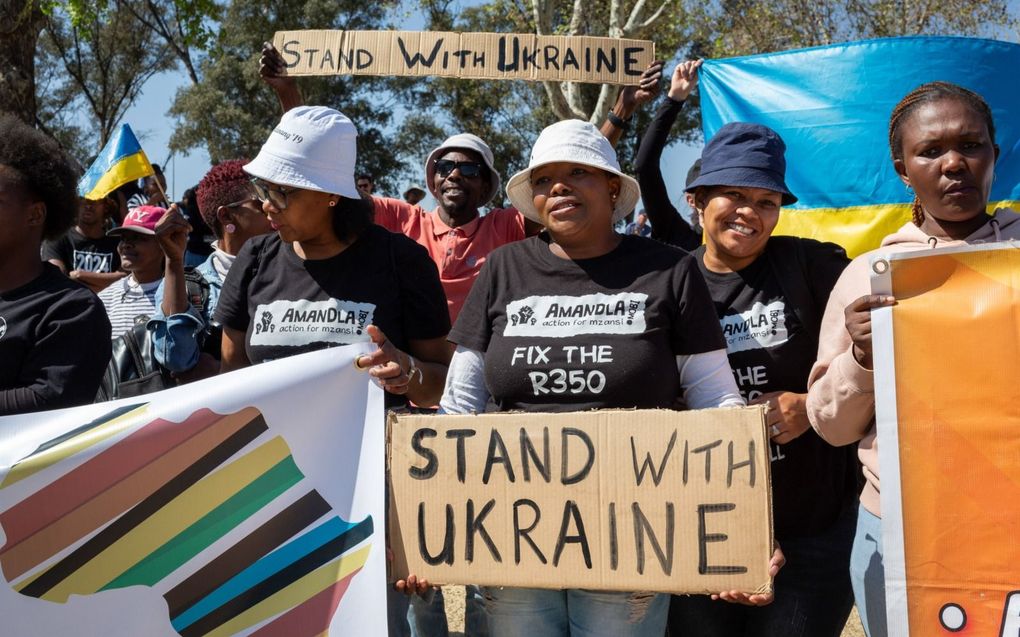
[395, 119, 794, 635]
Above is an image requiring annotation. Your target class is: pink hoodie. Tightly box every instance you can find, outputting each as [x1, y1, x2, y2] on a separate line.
[806, 208, 1020, 517]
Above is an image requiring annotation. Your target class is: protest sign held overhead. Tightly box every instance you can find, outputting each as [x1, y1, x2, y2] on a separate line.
[0, 346, 387, 636]
[272, 30, 655, 85]
[871, 243, 1020, 636]
[388, 407, 774, 595]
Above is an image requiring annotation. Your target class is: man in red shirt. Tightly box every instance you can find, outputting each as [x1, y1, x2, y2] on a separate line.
[372, 133, 540, 323]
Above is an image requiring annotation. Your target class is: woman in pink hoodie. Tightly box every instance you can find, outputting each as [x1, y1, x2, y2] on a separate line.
[806, 81, 1020, 637]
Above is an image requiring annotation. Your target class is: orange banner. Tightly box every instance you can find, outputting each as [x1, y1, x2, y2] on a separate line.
[872, 244, 1020, 635]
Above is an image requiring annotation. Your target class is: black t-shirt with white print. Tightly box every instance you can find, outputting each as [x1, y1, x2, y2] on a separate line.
[215, 226, 450, 405]
[450, 233, 726, 413]
[694, 240, 855, 539]
[41, 228, 121, 273]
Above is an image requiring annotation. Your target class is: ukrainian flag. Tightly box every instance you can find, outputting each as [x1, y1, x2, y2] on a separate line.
[699, 36, 1020, 257]
[77, 124, 154, 200]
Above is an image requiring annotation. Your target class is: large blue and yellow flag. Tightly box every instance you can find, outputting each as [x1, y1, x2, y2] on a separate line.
[77, 124, 154, 200]
[699, 36, 1020, 257]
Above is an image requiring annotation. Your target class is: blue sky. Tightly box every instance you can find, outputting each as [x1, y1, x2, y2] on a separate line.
[118, 14, 702, 211]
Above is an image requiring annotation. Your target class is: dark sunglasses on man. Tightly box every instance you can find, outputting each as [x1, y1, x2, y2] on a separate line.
[434, 159, 485, 179]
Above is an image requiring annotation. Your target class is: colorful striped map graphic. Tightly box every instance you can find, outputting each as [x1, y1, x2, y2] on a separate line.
[0, 404, 373, 636]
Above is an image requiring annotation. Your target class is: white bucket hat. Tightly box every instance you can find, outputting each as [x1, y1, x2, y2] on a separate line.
[425, 133, 501, 205]
[506, 119, 640, 224]
[244, 106, 360, 199]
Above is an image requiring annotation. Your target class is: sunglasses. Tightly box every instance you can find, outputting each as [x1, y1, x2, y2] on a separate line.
[250, 179, 300, 210]
[434, 159, 484, 179]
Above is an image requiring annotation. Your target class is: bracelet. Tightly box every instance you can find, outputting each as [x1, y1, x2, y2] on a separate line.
[606, 111, 629, 128]
[405, 355, 424, 385]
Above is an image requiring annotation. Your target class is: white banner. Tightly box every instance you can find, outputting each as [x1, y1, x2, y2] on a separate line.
[0, 345, 386, 636]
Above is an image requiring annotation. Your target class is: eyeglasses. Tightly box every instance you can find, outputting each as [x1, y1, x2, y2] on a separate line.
[224, 196, 262, 211]
[434, 159, 484, 179]
[251, 179, 300, 210]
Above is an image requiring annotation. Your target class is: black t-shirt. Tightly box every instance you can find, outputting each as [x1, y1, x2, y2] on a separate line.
[0, 264, 112, 415]
[694, 238, 856, 539]
[214, 226, 450, 405]
[41, 228, 121, 273]
[450, 233, 725, 413]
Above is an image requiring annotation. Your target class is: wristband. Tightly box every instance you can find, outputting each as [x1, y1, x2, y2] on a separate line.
[606, 111, 629, 128]
[405, 355, 424, 385]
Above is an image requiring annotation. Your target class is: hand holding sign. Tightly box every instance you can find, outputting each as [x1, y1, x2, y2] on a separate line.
[844, 294, 896, 369]
[260, 42, 303, 113]
[355, 325, 414, 395]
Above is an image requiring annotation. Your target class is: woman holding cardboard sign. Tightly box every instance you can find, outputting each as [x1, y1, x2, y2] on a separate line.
[399, 119, 784, 635]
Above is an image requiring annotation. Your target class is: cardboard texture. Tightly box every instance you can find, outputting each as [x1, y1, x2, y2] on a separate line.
[388, 407, 773, 595]
[272, 30, 655, 85]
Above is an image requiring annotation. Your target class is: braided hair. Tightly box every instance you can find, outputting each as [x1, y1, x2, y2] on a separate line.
[888, 81, 996, 226]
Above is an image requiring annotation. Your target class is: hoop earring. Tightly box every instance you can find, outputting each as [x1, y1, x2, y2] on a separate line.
[328, 200, 337, 207]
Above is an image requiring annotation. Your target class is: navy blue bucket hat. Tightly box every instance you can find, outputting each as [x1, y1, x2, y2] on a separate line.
[685, 122, 797, 205]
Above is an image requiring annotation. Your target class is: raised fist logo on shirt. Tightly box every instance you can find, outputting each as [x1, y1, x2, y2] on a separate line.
[255, 311, 275, 335]
[510, 305, 535, 327]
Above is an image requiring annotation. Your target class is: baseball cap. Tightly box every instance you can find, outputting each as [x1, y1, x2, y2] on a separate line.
[108, 205, 168, 236]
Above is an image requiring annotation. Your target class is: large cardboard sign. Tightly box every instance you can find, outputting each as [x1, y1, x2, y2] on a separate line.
[871, 243, 1020, 636]
[0, 346, 386, 636]
[272, 30, 655, 85]
[388, 408, 773, 594]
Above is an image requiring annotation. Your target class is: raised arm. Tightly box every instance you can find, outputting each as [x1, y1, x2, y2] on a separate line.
[260, 42, 304, 113]
[600, 61, 663, 147]
[634, 60, 702, 250]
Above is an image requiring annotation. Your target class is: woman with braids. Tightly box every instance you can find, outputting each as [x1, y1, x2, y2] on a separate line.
[807, 81, 1020, 637]
[641, 61, 857, 637]
[0, 115, 112, 414]
[213, 106, 452, 409]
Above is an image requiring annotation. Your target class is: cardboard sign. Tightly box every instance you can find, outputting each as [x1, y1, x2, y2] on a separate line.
[871, 243, 1020, 636]
[272, 30, 655, 85]
[388, 408, 773, 594]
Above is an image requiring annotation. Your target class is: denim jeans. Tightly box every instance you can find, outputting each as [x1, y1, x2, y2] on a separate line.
[483, 587, 668, 637]
[409, 585, 490, 636]
[668, 503, 857, 637]
[849, 504, 886, 637]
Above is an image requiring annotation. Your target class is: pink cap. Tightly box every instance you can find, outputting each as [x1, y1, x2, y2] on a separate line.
[109, 205, 167, 236]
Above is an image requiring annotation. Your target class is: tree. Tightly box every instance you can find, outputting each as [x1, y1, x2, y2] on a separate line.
[117, 0, 220, 84]
[38, 2, 176, 152]
[168, 0, 407, 193]
[698, 0, 1018, 58]
[385, 0, 696, 184]
[1, 0, 48, 123]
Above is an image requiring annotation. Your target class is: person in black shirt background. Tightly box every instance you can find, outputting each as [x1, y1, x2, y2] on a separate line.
[42, 195, 125, 293]
[647, 62, 858, 637]
[0, 115, 111, 415]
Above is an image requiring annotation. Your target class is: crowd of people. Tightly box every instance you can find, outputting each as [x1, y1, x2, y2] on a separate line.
[0, 41, 1009, 637]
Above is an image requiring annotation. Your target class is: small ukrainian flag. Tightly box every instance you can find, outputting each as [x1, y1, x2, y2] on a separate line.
[77, 124, 154, 200]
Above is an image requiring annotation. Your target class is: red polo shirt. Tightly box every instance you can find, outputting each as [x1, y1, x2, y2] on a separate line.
[373, 197, 526, 324]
